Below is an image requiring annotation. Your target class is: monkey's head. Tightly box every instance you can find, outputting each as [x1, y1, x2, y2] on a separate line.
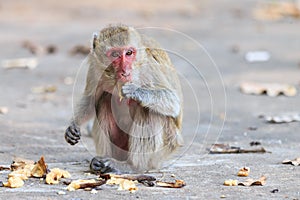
[93, 25, 143, 83]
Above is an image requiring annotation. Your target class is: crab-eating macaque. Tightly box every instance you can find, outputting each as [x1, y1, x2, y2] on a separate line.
[65, 24, 183, 173]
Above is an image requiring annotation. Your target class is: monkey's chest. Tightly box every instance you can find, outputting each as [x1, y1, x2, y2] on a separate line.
[105, 95, 138, 128]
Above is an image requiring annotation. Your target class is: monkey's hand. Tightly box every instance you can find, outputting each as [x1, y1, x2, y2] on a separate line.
[65, 123, 81, 145]
[122, 83, 144, 100]
[122, 83, 180, 117]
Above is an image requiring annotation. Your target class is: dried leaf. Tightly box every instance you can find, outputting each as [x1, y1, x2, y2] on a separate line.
[223, 179, 238, 186]
[264, 113, 300, 123]
[31, 156, 48, 178]
[209, 144, 268, 154]
[237, 167, 250, 177]
[9, 158, 35, 180]
[238, 175, 266, 186]
[106, 174, 156, 182]
[0, 166, 10, 171]
[106, 176, 138, 192]
[22, 40, 57, 55]
[11, 157, 35, 171]
[22, 40, 44, 55]
[31, 85, 57, 94]
[70, 45, 90, 56]
[118, 179, 138, 193]
[2, 58, 38, 70]
[240, 82, 297, 97]
[253, 2, 300, 21]
[66, 179, 106, 191]
[4, 176, 24, 188]
[250, 141, 261, 146]
[46, 168, 71, 184]
[0, 107, 8, 115]
[156, 179, 186, 188]
[8, 170, 30, 181]
[282, 158, 300, 166]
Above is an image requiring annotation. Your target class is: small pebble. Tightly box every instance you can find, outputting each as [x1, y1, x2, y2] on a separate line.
[91, 189, 98, 194]
[57, 191, 66, 195]
[271, 189, 279, 193]
[248, 126, 257, 131]
[64, 77, 74, 85]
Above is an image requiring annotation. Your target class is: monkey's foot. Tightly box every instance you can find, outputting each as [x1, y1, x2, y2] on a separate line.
[65, 123, 81, 145]
[90, 156, 116, 174]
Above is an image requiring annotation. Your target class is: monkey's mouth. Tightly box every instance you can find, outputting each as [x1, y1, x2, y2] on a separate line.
[117, 71, 132, 82]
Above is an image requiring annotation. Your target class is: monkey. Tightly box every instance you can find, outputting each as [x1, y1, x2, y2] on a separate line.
[65, 24, 183, 173]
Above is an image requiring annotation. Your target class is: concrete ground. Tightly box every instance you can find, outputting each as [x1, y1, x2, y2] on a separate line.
[0, 0, 299, 199]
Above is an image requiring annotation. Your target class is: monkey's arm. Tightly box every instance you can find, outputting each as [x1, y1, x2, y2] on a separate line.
[65, 65, 103, 145]
[122, 83, 180, 118]
[65, 94, 96, 145]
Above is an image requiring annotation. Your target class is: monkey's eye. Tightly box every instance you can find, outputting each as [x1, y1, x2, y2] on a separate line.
[126, 50, 133, 56]
[111, 51, 120, 58]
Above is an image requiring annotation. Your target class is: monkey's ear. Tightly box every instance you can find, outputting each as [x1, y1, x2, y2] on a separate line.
[92, 32, 98, 50]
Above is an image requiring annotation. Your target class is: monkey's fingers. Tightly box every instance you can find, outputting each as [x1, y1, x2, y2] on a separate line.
[121, 83, 138, 98]
[65, 126, 81, 145]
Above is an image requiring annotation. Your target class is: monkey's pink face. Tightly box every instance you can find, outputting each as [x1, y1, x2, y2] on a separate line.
[106, 47, 136, 82]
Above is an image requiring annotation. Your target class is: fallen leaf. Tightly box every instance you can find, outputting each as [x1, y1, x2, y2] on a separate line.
[46, 168, 71, 184]
[3, 176, 24, 188]
[106, 176, 138, 192]
[45, 45, 57, 54]
[237, 167, 250, 177]
[31, 85, 57, 94]
[9, 158, 36, 181]
[263, 113, 300, 123]
[118, 179, 138, 193]
[31, 156, 48, 178]
[22, 40, 44, 55]
[238, 175, 266, 186]
[223, 179, 238, 186]
[282, 158, 300, 166]
[70, 45, 90, 56]
[253, 2, 300, 21]
[156, 179, 186, 188]
[209, 144, 268, 154]
[0, 166, 10, 171]
[0, 107, 8, 115]
[2, 58, 38, 70]
[66, 179, 106, 191]
[22, 40, 57, 55]
[240, 82, 297, 97]
[104, 174, 156, 182]
[11, 157, 35, 171]
[8, 170, 30, 181]
[250, 141, 261, 146]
